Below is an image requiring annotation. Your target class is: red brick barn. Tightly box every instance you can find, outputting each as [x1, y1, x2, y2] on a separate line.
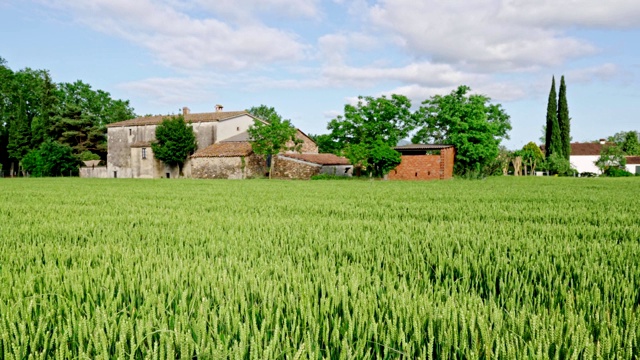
[388, 144, 455, 180]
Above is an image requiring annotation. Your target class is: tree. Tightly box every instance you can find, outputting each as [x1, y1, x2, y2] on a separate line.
[557, 76, 571, 160]
[620, 131, 640, 155]
[21, 141, 79, 177]
[544, 76, 562, 158]
[308, 133, 341, 154]
[327, 94, 415, 176]
[518, 142, 544, 175]
[247, 106, 301, 179]
[151, 115, 197, 176]
[595, 144, 626, 173]
[412, 85, 512, 176]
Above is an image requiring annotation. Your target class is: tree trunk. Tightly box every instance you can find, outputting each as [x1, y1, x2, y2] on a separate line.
[269, 155, 274, 179]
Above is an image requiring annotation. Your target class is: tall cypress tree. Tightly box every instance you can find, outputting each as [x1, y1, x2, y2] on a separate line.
[557, 75, 570, 160]
[544, 76, 561, 157]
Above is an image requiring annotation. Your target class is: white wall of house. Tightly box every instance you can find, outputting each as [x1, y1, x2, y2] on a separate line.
[217, 115, 255, 142]
[570, 155, 600, 174]
[625, 164, 640, 175]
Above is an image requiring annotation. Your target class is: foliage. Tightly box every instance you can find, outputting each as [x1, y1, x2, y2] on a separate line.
[620, 131, 640, 155]
[310, 173, 355, 180]
[546, 152, 575, 176]
[308, 133, 341, 154]
[517, 141, 544, 175]
[247, 105, 301, 179]
[79, 151, 101, 161]
[0, 57, 135, 173]
[21, 141, 79, 177]
[603, 167, 633, 177]
[595, 144, 627, 173]
[412, 85, 512, 176]
[544, 76, 562, 158]
[151, 115, 197, 175]
[2, 178, 640, 358]
[326, 95, 414, 176]
[557, 76, 571, 160]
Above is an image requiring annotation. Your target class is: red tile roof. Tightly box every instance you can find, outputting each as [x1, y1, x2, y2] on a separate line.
[106, 111, 248, 128]
[626, 156, 640, 165]
[569, 142, 607, 156]
[191, 142, 253, 158]
[280, 153, 351, 165]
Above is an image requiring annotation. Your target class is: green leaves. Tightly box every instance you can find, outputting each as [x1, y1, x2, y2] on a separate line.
[151, 115, 197, 174]
[412, 85, 512, 176]
[327, 94, 413, 177]
[247, 105, 300, 178]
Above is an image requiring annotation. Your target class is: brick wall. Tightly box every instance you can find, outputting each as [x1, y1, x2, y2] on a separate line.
[388, 148, 455, 180]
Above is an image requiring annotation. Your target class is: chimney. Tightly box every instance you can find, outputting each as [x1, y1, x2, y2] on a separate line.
[215, 104, 223, 112]
[183, 107, 190, 115]
[599, 138, 606, 145]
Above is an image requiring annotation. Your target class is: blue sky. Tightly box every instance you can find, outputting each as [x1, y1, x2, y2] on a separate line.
[1, 0, 639, 149]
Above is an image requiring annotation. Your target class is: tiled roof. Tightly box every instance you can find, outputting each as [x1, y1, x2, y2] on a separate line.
[626, 156, 640, 165]
[106, 111, 248, 128]
[394, 144, 454, 150]
[569, 142, 610, 156]
[191, 142, 253, 158]
[279, 153, 351, 165]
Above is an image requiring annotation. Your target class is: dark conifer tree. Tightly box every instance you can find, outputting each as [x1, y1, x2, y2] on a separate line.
[544, 76, 561, 158]
[557, 75, 571, 160]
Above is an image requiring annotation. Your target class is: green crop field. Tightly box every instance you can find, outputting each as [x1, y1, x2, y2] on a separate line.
[1, 177, 640, 359]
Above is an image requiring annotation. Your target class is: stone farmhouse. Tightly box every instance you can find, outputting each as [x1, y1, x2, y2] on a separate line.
[81, 106, 352, 180]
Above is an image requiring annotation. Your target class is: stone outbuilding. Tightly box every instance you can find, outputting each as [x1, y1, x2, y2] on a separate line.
[274, 153, 353, 179]
[388, 144, 455, 180]
[191, 141, 266, 179]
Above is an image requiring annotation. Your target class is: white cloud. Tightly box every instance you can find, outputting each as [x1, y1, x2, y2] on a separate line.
[117, 77, 215, 108]
[566, 63, 620, 83]
[39, 0, 308, 70]
[368, 0, 603, 72]
[193, 0, 321, 20]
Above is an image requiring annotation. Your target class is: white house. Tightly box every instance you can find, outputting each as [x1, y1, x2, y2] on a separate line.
[625, 156, 640, 175]
[569, 142, 607, 175]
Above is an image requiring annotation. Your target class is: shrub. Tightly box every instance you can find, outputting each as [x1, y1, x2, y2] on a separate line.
[604, 168, 633, 177]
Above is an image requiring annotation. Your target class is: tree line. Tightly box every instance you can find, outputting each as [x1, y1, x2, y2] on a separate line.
[0, 56, 136, 176]
[312, 85, 512, 177]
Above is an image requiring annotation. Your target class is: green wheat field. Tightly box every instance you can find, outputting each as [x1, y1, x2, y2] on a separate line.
[1, 177, 639, 359]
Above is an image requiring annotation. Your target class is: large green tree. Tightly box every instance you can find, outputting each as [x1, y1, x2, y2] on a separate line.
[21, 140, 79, 177]
[557, 76, 571, 160]
[326, 94, 414, 176]
[620, 131, 640, 155]
[412, 85, 512, 176]
[544, 76, 562, 158]
[151, 115, 197, 176]
[247, 105, 301, 179]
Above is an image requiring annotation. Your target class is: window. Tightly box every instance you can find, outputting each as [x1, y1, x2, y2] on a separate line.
[166, 172, 170, 178]
[129, 129, 132, 136]
[142, 148, 147, 159]
[636, 166, 640, 175]
[113, 171, 117, 178]
[236, 126, 240, 131]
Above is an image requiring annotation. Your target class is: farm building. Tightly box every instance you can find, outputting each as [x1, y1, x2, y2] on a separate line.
[566, 141, 611, 175]
[275, 153, 353, 179]
[626, 156, 640, 175]
[388, 144, 455, 180]
[85, 106, 349, 179]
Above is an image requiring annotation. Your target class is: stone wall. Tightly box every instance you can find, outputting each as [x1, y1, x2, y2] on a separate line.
[79, 166, 108, 178]
[191, 155, 265, 179]
[273, 156, 321, 179]
[319, 165, 353, 177]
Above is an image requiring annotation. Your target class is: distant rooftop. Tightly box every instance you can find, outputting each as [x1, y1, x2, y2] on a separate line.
[106, 111, 249, 128]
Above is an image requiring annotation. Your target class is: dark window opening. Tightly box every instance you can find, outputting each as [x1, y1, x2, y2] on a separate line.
[428, 171, 431, 176]
[142, 148, 147, 159]
[166, 173, 170, 178]
[415, 172, 418, 177]
[345, 167, 351, 174]
[129, 129, 132, 136]
[236, 126, 240, 131]
[636, 166, 640, 175]
[114, 171, 117, 178]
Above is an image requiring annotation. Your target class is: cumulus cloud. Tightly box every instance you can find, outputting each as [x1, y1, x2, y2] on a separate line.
[367, 0, 610, 72]
[39, 0, 307, 70]
[193, 0, 321, 20]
